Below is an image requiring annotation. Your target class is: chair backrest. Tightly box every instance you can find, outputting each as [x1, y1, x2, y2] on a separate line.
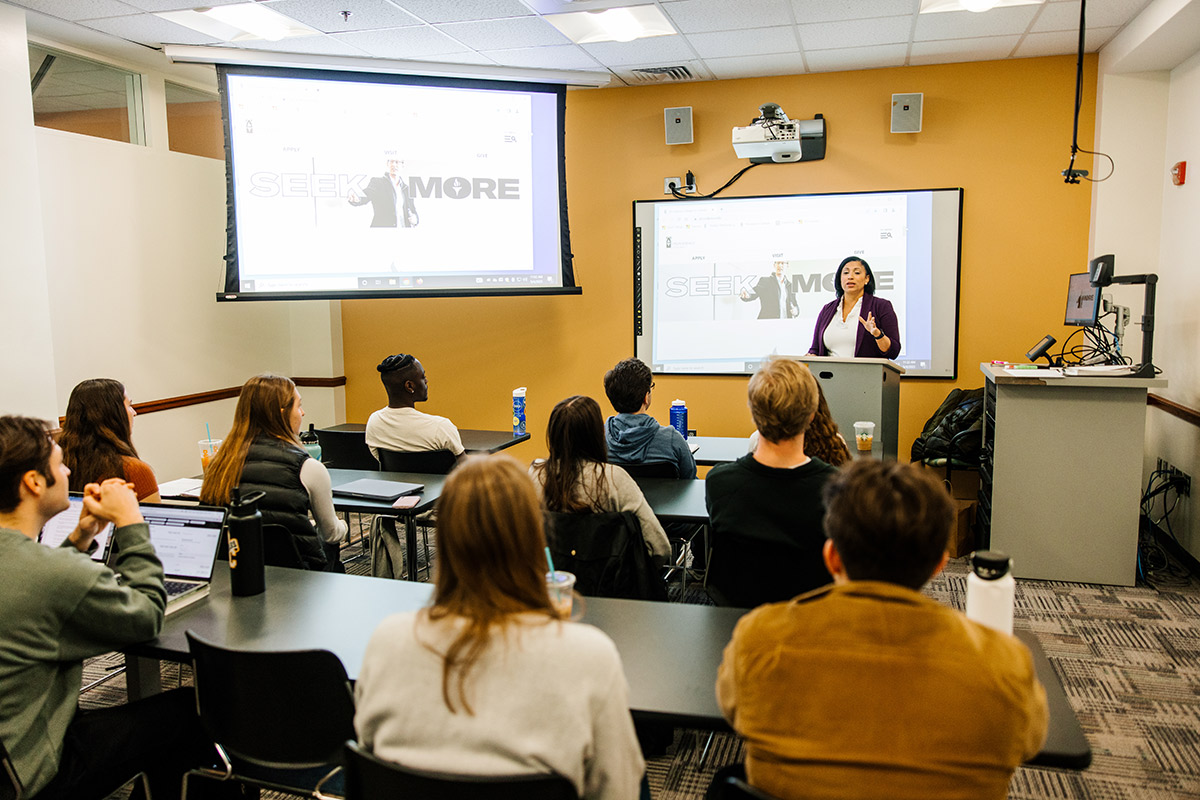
[378, 448, 457, 475]
[720, 775, 784, 800]
[314, 429, 379, 471]
[261, 523, 310, 570]
[343, 741, 578, 800]
[186, 631, 355, 769]
[545, 511, 667, 601]
[610, 460, 679, 479]
[0, 737, 23, 800]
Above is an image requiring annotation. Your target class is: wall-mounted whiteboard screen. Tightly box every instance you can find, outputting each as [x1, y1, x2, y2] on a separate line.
[633, 188, 962, 379]
[217, 64, 577, 301]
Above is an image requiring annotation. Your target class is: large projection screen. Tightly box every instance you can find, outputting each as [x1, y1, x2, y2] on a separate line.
[633, 188, 962, 379]
[216, 64, 577, 301]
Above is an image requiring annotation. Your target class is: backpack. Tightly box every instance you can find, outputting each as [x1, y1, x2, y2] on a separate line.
[545, 511, 668, 602]
[911, 387, 985, 464]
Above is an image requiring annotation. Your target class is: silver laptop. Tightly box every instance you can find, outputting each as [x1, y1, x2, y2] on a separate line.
[38, 493, 114, 561]
[332, 478, 423, 501]
[138, 502, 227, 613]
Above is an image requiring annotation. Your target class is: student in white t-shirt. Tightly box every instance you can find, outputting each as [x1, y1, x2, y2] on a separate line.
[365, 353, 466, 464]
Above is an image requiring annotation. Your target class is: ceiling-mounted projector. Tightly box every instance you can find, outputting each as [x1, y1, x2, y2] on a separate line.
[732, 103, 826, 163]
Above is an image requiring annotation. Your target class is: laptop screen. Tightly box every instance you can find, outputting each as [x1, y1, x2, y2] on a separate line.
[39, 494, 113, 561]
[139, 502, 227, 581]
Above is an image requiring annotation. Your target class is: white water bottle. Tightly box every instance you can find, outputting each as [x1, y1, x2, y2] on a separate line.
[965, 550, 1014, 635]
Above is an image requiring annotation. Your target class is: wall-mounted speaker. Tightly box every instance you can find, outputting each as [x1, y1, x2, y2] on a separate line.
[891, 93, 923, 134]
[665, 106, 693, 145]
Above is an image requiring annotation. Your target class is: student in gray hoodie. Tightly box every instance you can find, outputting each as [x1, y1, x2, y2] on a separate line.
[603, 359, 696, 480]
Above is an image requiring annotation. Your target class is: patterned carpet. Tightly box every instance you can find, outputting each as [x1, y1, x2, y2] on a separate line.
[80, 524, 1200, 800]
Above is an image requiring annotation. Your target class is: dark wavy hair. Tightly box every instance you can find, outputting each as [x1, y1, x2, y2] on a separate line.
[834, 256, 877, 298]
[530, 395, 609, 513]
[805, 382, 851, 467]
[603, 358, 653, 414]
[59, 378, 137, 491]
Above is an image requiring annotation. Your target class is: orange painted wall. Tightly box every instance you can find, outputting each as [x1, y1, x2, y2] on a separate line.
[341, 55, 1098, 462]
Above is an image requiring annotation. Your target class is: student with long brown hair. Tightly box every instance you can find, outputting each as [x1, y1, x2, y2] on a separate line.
[749, 381, 851, 468]
[530, 395, 670, 565]
[59, 378, 160, 502]
[354, 455, 645, 799]
[200, 373, 346, 571]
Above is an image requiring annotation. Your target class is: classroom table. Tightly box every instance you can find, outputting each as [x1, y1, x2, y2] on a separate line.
[633, 477, 708, 523]
[123, 566, 1090, 768]
[686, 436, 750, 466]
[321, 423, 529, 454]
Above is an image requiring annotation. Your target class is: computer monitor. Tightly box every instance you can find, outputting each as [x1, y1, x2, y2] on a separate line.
[1064, 272, 1100, 327]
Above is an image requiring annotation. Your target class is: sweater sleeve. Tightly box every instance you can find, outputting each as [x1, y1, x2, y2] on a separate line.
[607, 466, 670, 559]
[121, 457, 160, 501]
[300, 457, 349, 543]
[583, 644, 646, 800]
[871, 297, 902, 359]
[57, 522, 166, 661]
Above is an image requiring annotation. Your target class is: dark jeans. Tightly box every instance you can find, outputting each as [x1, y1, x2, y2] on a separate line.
[33, 688, 250, 800]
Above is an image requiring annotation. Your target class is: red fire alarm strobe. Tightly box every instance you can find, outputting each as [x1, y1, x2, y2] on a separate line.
[1171, 161, 1186, 186]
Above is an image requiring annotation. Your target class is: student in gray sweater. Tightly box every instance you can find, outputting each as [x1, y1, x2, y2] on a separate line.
[0, 415, 237, 800]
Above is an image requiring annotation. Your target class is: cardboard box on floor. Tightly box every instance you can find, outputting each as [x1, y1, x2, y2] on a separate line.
[920, 464, 980, 557]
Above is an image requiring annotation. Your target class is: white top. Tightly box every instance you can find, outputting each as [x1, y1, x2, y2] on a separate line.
[365, 406, 465, 461]
[299, 457, 349, 543]
[355, 611, 645, 800]
[822, 296, 861, 357]
[775, 274, 789, 318]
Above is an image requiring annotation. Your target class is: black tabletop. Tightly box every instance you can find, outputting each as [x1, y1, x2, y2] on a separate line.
[687, 436, 751, 466]
[328, 468, 448, 514]
[633, 477, 708, 523]
[321, 424, 529, 454]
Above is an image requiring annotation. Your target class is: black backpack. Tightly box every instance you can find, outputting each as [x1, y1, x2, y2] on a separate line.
[545, 511, 668, 602]
[910, 387, 985, 464]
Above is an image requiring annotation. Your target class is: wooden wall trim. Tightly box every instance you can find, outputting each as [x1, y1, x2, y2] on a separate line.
[1148, 393, 1200, 428]
[63, 376, 347, 419]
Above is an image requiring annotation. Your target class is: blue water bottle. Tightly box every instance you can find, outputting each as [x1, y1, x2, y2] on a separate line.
[670, 399, 688, 439]
[513, 387, 527, 436]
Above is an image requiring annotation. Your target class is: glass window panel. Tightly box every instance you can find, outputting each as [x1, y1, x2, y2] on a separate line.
[165, 81, 223, 160]
[28, 44, 145, 145]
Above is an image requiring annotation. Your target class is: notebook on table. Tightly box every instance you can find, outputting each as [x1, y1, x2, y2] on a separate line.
[138, 502, 227, 613]
[38, 493, 114, 562]
[332, 478, 424, 501]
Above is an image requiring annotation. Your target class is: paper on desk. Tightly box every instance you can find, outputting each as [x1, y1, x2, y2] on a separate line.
[157, 477, 203, 498]
[1001, 368, 1065, 378]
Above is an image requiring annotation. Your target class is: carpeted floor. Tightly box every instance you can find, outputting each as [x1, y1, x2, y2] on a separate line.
[81, 523, 1200, 799]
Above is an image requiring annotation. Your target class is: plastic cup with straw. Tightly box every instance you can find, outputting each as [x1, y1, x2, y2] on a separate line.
[199, 423, 220, 473]
[544, 547, 574, 618]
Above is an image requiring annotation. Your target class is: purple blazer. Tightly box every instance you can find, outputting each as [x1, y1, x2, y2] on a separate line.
[808, 294, 901, 360]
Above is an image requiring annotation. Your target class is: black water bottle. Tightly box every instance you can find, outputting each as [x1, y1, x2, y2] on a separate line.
[227, 487, 266, 597]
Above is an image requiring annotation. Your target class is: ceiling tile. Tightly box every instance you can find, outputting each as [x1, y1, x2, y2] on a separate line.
[909, 34, 1022, 63]
[111, 0, 244, 11]
[685, 26, 799, 59]
[1030, 0, 1150, 32]
[331, 25, 470, 58]
[232, 35, 373, 57]
[790, 0, 916, 24]
[799, 15, 912, 50]
[660, 0, 795, 35]
[581, 34, 697, 67]
[702, 52, 807, 79]
[1015, 26, 1119, 56]
[481, 44, 603, 70]
[389, 0, 535, 24]
[805, 43, 909, 72]
[33, 97, 92, 113]
[435, 17, 570, 50]
[914, 5, 1039, 41]
[76, 13, 224, 46]
[8, 0, 141, 21]
[261, 0, 419, 34]
[411, 51, 502, 65]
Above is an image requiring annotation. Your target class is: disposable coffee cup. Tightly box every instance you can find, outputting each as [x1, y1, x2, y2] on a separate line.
[545, 570, 576, 619]
[852, 422, 875, 453]
[198, 438, 222, 472]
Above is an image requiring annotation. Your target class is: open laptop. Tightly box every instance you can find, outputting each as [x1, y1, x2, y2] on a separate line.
[332, 478, 423, 501]
[138, 502, 227, 613]
[38, 493, 114, 562]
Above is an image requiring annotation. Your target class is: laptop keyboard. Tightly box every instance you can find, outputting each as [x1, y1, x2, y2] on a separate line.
[165, 579, 199, 598]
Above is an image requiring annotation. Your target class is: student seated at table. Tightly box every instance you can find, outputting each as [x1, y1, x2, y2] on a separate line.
[713, 459, 1048, 800]
[354, 455, 646, 800]
[365, 353, 465, 465]
[747, 380, 851, 468]
[0, 415, 245, 800]
[530, 395, 671, 568]
[201, 374, 347, 572]
[602, 358, 696, 479]
[59, 378, 161, 501]
[705, 358, 838, 608]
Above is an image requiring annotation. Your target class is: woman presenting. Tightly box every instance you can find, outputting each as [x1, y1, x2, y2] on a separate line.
[808, 256, 901, 359]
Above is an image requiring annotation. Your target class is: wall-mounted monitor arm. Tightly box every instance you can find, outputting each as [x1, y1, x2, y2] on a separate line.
[1108, 273, 1157, 378]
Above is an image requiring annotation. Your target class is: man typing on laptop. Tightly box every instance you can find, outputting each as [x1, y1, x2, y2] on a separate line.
[0, 415, 240, 800]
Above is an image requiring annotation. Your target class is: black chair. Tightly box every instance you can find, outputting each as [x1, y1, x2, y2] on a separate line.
[261, 522, 309, 570]
[183, 631, 354, 799]
[0, 738, 22, 800]
[336, 740, 578, 800]
[545, 510, 667, 601]
[719, 775, 784, 800]
[378, 448, 457, 474]
[315, 429, 378, 471]
[611, 460, 678, 479]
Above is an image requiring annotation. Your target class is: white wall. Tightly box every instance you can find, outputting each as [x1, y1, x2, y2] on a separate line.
[1, 6, 346, 483]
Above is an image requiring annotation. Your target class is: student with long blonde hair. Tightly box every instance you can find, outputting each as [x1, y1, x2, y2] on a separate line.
[200, 374, 345, 571]
[354, 455, 645, 800]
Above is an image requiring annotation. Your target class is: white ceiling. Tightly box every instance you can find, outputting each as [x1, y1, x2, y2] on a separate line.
[8, 0, 1157, 88]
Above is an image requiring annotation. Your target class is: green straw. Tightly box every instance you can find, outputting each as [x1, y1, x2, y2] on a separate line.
[544, 546, 556, 576]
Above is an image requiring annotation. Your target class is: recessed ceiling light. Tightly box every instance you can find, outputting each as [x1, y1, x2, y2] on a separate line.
[920, 0, 1043, 13]
[157, 4, 319, 42]
[545, 5, 676, 44]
